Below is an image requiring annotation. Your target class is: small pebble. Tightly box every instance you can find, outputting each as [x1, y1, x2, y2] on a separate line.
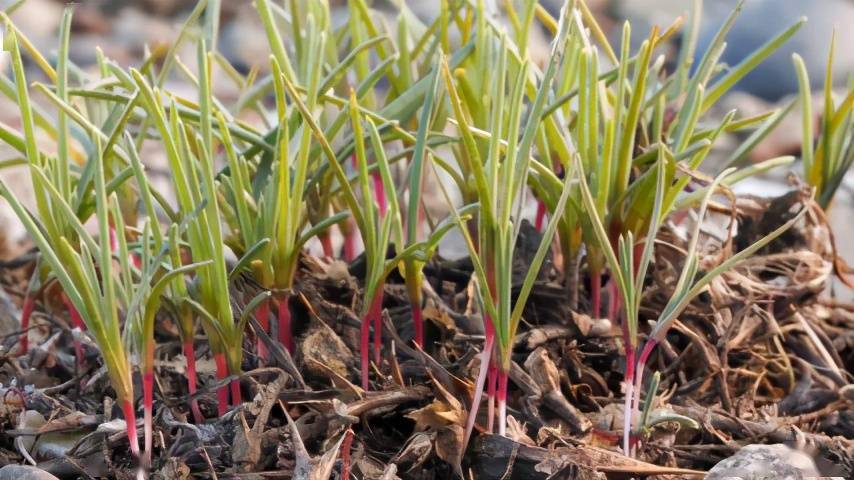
[0, 465, 60, 480]
[706, 444, 819, 480]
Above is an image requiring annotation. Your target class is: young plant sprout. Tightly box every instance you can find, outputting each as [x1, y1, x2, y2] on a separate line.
[124, 221, 209, 465]
[577, 154, 807, 454]
[400, 64, 443, 349]
[166, 227, 205, 423]
[437, 0, 526, 423]
[348, 89, 460, 388]
[123, 136, 206, 424]
[0, 141, 142, 458]
[437, 1, 574, 442]
[3, 11, 200, 467]
[348, 91, 405, 389]
[2, 9, 91, 365]
[793, 33, 854, 210]
[246, 0, 425, 351]
[529, 0, 805, 322]
[131, 41, 244, 415]
[220, 27, 347, 357]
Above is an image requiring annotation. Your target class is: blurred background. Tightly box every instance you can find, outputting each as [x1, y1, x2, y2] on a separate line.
[0, 0, 852, 275]
[3, 0, 852, 96]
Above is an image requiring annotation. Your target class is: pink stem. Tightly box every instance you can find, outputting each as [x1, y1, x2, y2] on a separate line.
[18, 295, 35, 355]
[370, 287, 385, 366]
[485, 320, 497, 433]
[462, 331, 495, 452]
[182, 342, 203, 423]
[487, 366, 497, 433]
[622, 344, 636, 455]
[319, 233, 334, 258]
[623, 376, 635, 456]
[143, 370, 154, 466]
[591, 270, 602, 318]
[631, 339, 659, 441]
[412, 300, 424, 347]
[534, 199, 547, 232]
[343, 229, 357, 262]
[484, 259, 498, 434]
[230, 378, 242, 407]
[360, 310, 371, 391]
[636, 340, 657, 373]
[277, 296, 293, 353]
[121, 399, 141, 458]
[61, 293, 85, 371]
[214, 353, 229, 416]
[497, 368, 509, 437]
[340, 429, 354, 480]
[256, 299, 270, 362]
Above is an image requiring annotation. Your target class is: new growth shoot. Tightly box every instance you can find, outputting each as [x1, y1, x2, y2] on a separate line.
[578, 156, 807, 455]
[441, 1, 575, 445]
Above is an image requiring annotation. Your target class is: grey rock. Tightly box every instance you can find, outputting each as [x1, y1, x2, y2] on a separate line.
[0, 465, 60, 480]
[16, 410, 46, 452]
[706, 444, 819, 480]
[15, 411, 89, 465]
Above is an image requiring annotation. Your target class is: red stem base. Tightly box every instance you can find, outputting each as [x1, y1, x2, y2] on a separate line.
[214, 353, 229, 416]
[412, 302, 424, 347]
[623, 344, 636, 454]
[360, 312, 371, 391]
[343, 231, 357, 263]
[485, 319, 496, 433]
[360, 288, 386, 391]
[340, 429, 354, 480]
[535, 199, 547, 232]
[122, 400, 140, 458]
[230, 379, 242, 407]
[143, 371, 154, 465]
[486, 360, 497, 433]
[497, 369, 509, 436]
[18, 295, 35, 355]
[277, 297, 293, 353]
[462, 328, 495, 452]
[370, 288, 385, 366]
[319, 234, 334, 258]
[183, 342, 203, 423]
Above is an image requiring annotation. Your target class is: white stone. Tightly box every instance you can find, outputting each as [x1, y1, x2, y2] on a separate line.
[706, 444, 820, 480]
